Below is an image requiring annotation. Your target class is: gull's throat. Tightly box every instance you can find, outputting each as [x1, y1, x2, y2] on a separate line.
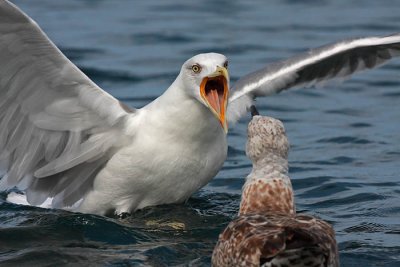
[200, 72, 229, 132]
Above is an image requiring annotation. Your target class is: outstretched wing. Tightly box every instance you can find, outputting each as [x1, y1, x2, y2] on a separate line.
[228, 33, 400, 123]
[0, 1, 136, 207]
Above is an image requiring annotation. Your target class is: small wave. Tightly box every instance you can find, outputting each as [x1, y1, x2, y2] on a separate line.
[257, 104, 306, 113]
[291, 175, 333, 189]
[60, 47, 104, 62]
[325, 108, 365, 116]
[289, 166, 321, 173]
[306, 156, 355, 165]
[186, 44, 267, 56]
[301, 181, 361, 199]
[130, 32, 196, 45]
[382, 91, 400, 97]
[344, 222, 389, 233]
[227, 146, 245, 157]
[367, 80, 400, 87]
[208, 178, 244, 191]
[309, 192, 386, 208]
[349, 122, 372, 128]
[317, 136, 372, 144]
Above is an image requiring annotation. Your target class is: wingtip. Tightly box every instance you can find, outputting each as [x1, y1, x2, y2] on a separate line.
[250, 105, 259, 117]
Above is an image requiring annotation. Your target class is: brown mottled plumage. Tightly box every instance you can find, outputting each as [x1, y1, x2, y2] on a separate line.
[212, 114, 338, 267]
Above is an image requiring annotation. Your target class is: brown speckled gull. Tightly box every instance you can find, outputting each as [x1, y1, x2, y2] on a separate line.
[212, 114, 338, 267]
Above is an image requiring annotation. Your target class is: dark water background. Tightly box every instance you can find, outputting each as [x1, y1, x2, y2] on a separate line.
[1, 0, 399, 266]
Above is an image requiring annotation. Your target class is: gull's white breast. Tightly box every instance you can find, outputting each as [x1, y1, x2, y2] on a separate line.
[77, 95, 227, 215]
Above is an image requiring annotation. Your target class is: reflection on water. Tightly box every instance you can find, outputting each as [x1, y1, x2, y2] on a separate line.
[1, 0, 400, 266]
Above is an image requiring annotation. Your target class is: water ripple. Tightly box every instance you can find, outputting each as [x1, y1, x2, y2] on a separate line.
[382, 91, 400, 97]
[312, 156, 355, 165]
[325, 108, 365, 116]
[301, 181, 361, 199]
[187, 44, 268, 55]
[130, 32, 196, 45]
[349, 122, 372, 128]
[309, 193, 387, 208]
[317, 136, 372, 144]
[60, 47, 104, 61]
[344, 222, 391, 233]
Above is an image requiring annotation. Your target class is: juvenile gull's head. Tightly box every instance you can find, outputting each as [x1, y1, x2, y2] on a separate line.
[246, 115, 289, 163]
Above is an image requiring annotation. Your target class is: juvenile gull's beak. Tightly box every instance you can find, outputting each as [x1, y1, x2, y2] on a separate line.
[200, 66, 229, 133]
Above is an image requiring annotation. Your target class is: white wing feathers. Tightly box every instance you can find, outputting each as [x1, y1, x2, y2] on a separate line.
[0, 0, 135, 207]
[228, 33, 400, 123]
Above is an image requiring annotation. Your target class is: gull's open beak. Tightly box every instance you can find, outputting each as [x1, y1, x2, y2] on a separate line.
[200, 66, 229, 133]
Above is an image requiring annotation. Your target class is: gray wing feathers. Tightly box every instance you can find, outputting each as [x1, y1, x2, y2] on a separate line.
[228, 33, 400, 123]
[0, 0, 134, 207]
[34, 131, 117, 178]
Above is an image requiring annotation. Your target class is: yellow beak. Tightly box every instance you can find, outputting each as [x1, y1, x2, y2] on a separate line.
[200, 66, 229, 133]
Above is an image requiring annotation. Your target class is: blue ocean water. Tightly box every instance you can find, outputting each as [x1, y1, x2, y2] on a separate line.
[0, 0, 399, 266]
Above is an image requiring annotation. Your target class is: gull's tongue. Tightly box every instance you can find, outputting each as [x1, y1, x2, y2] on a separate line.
[207, 89, 221, 114]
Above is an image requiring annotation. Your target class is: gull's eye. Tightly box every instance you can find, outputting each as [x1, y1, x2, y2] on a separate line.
[191, 64, 202, 73]
[223, 61, 228, 68]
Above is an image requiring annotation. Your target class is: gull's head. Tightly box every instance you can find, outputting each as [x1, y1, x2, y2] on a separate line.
[180, 53, 229, 133]
[246, 116, 289, 162]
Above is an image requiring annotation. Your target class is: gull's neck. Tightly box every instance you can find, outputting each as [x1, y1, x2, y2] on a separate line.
[252, 153, 289, 175]
[239, 151, 295, 216]
[142, 74, 224, 142]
